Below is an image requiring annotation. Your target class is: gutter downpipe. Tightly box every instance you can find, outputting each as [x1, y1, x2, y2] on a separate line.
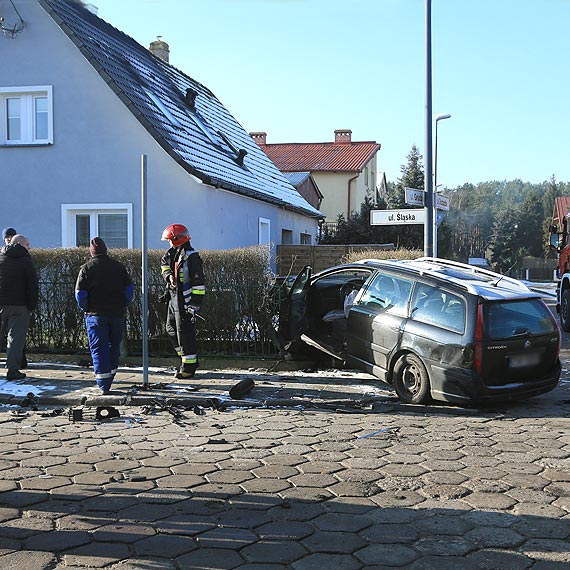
[347, 172, 359, 219]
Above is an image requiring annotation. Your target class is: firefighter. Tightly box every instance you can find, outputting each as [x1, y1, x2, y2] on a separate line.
[160, 223, 205, 378]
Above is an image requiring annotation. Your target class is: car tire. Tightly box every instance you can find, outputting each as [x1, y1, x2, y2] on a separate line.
[561, 289, 570, 332]
[393, 353, 431, 404]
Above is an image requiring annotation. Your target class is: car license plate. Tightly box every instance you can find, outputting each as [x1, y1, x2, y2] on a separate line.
[508, 353, 541, 368]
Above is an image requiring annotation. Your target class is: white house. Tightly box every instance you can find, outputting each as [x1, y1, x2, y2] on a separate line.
[0, 0, 322, 250]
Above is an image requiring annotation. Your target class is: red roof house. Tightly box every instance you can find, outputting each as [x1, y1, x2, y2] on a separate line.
[251, 130, 381, 221]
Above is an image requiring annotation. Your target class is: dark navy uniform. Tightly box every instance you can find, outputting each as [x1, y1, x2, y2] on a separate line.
[161, 243, 205, 377]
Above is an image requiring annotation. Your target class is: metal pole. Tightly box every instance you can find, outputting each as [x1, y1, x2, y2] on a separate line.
[433, 113, 451, 258]
[433, 119, 439, 258]
[141, 154, 149, 389]
[424, 0, 434, 257]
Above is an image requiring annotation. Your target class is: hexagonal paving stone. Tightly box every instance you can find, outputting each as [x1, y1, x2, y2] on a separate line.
[210, 508, 272, 529]
[49, 484, 104, 501]
[252, 465, 299, 479]
[313, 512, 371, 533]
[256, 520, 314, 541]
[291, 552, 362, 570]
[416, 514, 474, 536]
[154, 515, 217, 536]
[196, 527, 258, 550]
[94, 459, 141, 472]
[356, 543, 418, 566]
[381, 464, 428, 477]
[421, 484, 470, 500]
[241, 478, 292, 494]
[206, 470, 254, 485]
[0, 550, 56, 570]
[370, 490, 425, 508]
[171, 463, 218, 476]
[155, 474, 204, 488]
[134, 534, 196, 557]
[138, 489, 192, 504]
[23, 530, 92, 552]
[0, 515, 54, 539]
[360, 522, 420, 544]
[303, 530, 366, 554]
[415, 535, 475, 557]
[176, 547, 243, 570]
[519, 538, 570, 563]
[93, 523, 156, 543]
[69, 452, 114, 463]
[73, 471, 114, 485]
[64, 541, 131, 568]
[288, 474, 339, 488]
[463, 491, 517, 510]
[20, 476, 72, 491]
[298, 462, 343, 475]
[241, 540, 307, 564]
[465, 549, 533, 570]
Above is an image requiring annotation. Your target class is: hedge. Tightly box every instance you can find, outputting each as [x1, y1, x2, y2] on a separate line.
[27, 245, 279, 357]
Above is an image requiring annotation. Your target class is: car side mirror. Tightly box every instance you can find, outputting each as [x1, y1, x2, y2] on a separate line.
[550, 233, 560, 251]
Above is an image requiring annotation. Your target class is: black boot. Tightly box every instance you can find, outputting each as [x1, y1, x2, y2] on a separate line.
[175, 364, 196, 379]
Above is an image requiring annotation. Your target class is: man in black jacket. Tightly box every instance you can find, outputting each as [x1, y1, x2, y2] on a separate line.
[0, 235, 38, 380]
[75, 238, 133, 394]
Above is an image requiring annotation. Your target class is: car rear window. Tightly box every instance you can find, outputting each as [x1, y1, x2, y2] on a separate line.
[484, 299, 557, 340]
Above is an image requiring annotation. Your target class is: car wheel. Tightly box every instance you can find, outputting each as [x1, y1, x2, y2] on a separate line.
[393, 353, 431, 404]
[561, 289, 570, 332]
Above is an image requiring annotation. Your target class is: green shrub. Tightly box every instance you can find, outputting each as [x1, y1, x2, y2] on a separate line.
[28, 246, 277, 357]
[343, 248, 423, 264]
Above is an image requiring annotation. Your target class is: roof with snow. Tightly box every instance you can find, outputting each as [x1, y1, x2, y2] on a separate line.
[39, 0, 321, 218]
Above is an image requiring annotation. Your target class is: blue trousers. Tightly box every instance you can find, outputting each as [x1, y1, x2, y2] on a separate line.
[85, 315, 125, 391]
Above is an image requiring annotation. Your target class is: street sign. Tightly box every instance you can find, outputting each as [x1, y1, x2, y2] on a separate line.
[436, 194, 450, 211]
[370, 209, 426, 226]
[405, 187, 424, 207]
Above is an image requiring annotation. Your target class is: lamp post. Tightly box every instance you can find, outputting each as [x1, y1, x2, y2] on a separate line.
[433, 112, 451, 257]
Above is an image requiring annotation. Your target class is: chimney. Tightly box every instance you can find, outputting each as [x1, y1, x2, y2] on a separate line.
[250, 132, 267, 145]
[334, 129, 352, 144]
[149, 36, 170, 63]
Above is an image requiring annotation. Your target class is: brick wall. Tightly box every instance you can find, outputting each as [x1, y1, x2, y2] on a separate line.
[276, 244, 394, 276]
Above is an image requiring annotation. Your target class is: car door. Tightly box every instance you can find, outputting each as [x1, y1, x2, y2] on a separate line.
[346, 271, 413, 380]
[278, 265, 311, 347]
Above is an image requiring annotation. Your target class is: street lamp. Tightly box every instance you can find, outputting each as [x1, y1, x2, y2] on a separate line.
[433, 112, 451, 257]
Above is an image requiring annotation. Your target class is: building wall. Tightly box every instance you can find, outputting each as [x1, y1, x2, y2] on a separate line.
[311, 155, 377, 221]
[0, 0, 318, 251]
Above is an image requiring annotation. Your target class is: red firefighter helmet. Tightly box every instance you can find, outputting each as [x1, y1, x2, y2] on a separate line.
[161, 223, 190, 247]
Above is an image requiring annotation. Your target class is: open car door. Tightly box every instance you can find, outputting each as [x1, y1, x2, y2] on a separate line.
[278, 265, 312, 349]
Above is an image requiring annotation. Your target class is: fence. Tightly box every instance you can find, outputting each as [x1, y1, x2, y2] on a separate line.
[27, 280, 282, 359]
[276, 244, 395, 276]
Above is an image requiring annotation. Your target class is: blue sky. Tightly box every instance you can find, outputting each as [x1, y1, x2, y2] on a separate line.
[94, 0, 570, 189]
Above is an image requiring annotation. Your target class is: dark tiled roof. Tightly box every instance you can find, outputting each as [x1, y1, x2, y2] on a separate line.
[39, 0, 321, 218]
[261, 141, 381, 172]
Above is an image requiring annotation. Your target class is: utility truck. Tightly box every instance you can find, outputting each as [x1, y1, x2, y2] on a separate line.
[549, 200, 570, 330]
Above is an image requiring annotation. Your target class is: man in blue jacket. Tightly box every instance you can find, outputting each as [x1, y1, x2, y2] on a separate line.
[75, 238, 133, 394]
[0, 234, 38, 380]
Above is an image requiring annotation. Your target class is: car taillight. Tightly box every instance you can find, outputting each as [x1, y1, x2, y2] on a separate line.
[474, 303, 484, 375]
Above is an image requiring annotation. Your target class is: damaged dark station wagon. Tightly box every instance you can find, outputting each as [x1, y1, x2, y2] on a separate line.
[279, 258, 561, 406]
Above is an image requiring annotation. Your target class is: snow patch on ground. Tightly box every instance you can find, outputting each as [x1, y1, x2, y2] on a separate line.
[0, 380, 58, 397]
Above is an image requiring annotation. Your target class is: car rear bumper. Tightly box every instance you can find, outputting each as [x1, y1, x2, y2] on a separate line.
[429, 359, 561, 405]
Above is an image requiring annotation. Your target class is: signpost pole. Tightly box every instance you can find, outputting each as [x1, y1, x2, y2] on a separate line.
[141, 154, 149, 389]
[424, 0, 434, 257]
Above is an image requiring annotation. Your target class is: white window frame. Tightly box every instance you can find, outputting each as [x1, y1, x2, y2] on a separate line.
[0, 85, 53, 145]
[258, 217, 270, 246]
[61, 203, 133, 248]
